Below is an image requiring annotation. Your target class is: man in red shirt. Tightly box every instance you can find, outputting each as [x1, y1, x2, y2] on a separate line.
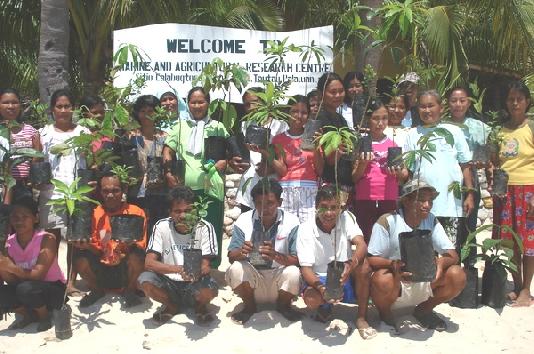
[74, 172, 147, 308]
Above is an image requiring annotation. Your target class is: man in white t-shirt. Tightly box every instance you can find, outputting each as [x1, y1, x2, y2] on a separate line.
[368, 180, 466, 332]
[226, 178, 301, 324]
[137, 186, 218, 325]
[296, 185, 376, 340]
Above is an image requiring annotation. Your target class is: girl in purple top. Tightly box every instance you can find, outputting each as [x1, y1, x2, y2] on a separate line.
[0, 197, 65, 332]
[352, 99, 408, 243]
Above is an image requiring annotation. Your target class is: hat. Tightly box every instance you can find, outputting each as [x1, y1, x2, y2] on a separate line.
[399, 72, 420, 85]
[400, 179, 439, 199]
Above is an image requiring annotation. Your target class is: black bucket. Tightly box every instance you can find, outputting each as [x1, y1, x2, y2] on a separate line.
[492, 169, 508, 197]
[29, 161, 52, 185]
[0, 205, 10, 251]
[67, 202, 95, 242]
[120, 149, 142, 178]
[387, 147, 403, 168]
[359, 135, 372, 153]
[227, 134, 250, 163]
[77, 168, 96, 186]
[146, 156, 164, 188]
[204, 136, 227, 162]
[472, 144, 490, 163]
[183, 248, 202, 280]
[450, 266, 479, 308]
[481, 261, 507, 308]
[324, 261, 345, 302]
[399, 230, 436, 282]
[110, 214, 144, 242]
[336, 156, 354, 187]
[249, 229, 272, 269]
[245, 125, 270, 150]
[53, 304, 72, 340]
[301, 119, 323, 151]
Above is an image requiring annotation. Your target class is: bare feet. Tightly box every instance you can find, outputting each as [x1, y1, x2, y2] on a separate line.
[355, 317, 377, 340]
[512, 289, 534, 307]
[506, 291, 518, 301]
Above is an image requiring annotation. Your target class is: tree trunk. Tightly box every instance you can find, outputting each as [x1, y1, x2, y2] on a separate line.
[38, 0, 70, 104]
[355, 0, 383, 76]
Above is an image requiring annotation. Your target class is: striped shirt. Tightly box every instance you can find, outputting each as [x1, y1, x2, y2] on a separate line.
[10, 123, 37, 179]
[147, 217, 217, 281]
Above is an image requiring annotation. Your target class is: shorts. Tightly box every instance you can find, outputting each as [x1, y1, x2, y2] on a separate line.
[76, 248, 145, 290]
[138, 271, 218, 308]
[225, 261, 300, 304]
[392, 281, 433, 309]
[301, 275, 356, 304]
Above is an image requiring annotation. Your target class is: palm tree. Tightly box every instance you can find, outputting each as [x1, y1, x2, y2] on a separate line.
[37, 0, 70, 103]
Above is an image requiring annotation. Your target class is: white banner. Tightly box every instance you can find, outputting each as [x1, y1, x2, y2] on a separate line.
[113, 24, 333, 102]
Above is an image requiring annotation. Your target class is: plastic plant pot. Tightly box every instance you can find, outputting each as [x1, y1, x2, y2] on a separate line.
[245, 124, 270, 150]
[472, 144, 490, 163]
[450, 266, 479, 309]
[67, 202, 95, 242]
[248, 229, 272, 269]
[204, 136, 227, 162]
[359, 135, 372, 153]
[77, 169, 96, 186]
[300, 119, 323, 151]
[492, 169, 509, 197]
[0, 205, 10, 251]
[120, 148, 142, 178]
[227, 135, 250, 163]
[387, 147, 403, 168]
[336, 156, 354, 187]
[29, 161, 52, 185]
[324, 261, 345, 302]
[183, 248, 202, 280]
[481, 261, 507, 308]
[53, 304, 73, 340]
[146, 156, 164, 187]
[171, 159, 186, 185]
[130, 135, 145, 148]
[351, 94, 367, 128]
[399, 230, 436, 282]
[110, 214, 145, 242]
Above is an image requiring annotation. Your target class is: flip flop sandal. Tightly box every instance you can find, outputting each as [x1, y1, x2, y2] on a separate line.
[413, 310, 447, 332]
[195, 313, 215, 326]
[314, 304, 333, 323]
[358, 326, 378, 340]
[152, 307, 175, 324]
[8, 314, 36, 330]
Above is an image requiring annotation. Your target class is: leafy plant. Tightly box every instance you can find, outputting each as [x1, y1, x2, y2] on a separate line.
[193, 57, 249, 132]
[183, 195, 213, 234]
[242, 81, 291, 126]
[22, 99, 50, 129]
[461, 224, 523, 273]
[318, 126, 360, 187]
[402, 127, 454, 171]
[111, 164, 139, 187]
[47, 178, 99, 217]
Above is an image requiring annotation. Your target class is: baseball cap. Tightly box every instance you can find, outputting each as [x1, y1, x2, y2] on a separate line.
[399, 72, 420, 85]
[400, 179, 439, 199]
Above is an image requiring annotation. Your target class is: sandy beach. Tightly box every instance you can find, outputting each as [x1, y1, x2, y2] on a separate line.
[1, 233, 533, 354]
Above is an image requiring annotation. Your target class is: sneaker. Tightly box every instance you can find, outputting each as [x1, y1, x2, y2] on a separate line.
[79, 290, 105, 308]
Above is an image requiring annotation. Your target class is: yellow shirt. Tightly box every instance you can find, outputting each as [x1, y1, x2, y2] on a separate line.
[499, 123, 534, 185]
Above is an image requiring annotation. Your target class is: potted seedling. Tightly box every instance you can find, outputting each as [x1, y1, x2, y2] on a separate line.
[460, 224, 522, 308]
[110, 164, 143, 217]
[318, 126, 360, 188]
[47, 178, 99, 242]
[182, 196, 212, 280]
[399, 229, 436, 282]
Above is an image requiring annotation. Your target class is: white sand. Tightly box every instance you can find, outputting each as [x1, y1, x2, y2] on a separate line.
[1, 233, 533, 354]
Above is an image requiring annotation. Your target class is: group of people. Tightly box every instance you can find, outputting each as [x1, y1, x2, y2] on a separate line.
[0, 69, 532, 338]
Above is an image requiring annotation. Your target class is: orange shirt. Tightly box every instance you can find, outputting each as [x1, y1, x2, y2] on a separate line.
[90, 203, 147, 262]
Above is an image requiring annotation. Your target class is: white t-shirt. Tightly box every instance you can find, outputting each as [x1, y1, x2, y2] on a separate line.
[337, 103, 354, 129]
[296, 211, 363, 275]
[368, 210, 454, 260]
[147, 217, 218, 281]
[384, 126, 409, 149]
[236, 119, 289, 208]
[228, 209, 300, 269]
[39, 124, 89, 199]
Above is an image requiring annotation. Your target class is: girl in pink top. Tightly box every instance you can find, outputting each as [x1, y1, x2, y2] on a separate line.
[0, 197, 65, 332]
[352, 99, 408, 243]
[270, 96, 324, 222]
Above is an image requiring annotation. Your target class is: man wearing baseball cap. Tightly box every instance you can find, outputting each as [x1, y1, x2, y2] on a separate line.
[367, 179, 466, 331]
